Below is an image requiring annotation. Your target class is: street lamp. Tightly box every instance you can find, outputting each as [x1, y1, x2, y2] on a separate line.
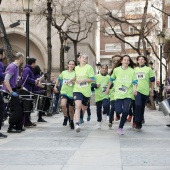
[157, 31, 165, 101]
[22, 0, 34, 62]
[96, 62, 101, 74]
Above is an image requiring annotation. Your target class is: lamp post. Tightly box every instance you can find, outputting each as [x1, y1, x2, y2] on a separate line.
[157, 31, 165, 102]
[22, 0, 34, 62]
[96, 62, 101, 74]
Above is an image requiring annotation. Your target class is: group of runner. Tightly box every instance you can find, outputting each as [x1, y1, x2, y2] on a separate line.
[54, 53, 155, 134]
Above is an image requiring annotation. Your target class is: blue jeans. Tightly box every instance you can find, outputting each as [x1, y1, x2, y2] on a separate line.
[135, 92, 148, 125]
[109, 100, 115, 123]
[115, 98, 131, 128]
[96, 98, 110, 122]
[53, 94, 60, 112]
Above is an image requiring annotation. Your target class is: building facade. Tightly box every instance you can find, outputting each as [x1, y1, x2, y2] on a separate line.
[0, 0, 97, 78]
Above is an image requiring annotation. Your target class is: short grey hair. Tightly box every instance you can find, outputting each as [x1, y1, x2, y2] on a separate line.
[15, 52, 24, 60]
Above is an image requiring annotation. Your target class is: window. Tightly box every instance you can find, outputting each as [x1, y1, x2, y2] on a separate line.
[105, 43, 121, 52]
[112, 10, 122, 17]
[129, 26, 140, 34]
[105, 26, 121, 36]
[105, 27, 114, 36]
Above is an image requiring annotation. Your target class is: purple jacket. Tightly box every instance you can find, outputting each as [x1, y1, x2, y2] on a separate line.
[33, 74, 40, 93]
[22, 64, 35, 92]
[0, 61, 4, 82]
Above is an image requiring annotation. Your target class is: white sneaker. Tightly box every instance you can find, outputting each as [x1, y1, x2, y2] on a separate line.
[75, 125, 80, 133]
[107, 116, 109, 121]
[102, 114, 107, 121]
[97, 122, 101, 129]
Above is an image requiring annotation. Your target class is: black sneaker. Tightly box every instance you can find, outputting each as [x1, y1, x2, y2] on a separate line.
[7, 129, 22, 133]
[166, 124, 170, 127]
[24, 123, 34, 127]
[37, 118, 47, 122]
[70, 121, 74, 129]
[0, 133, 7, 139]
[63, 117, 68, 126]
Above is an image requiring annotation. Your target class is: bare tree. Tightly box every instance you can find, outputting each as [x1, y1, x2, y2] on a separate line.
[51, 0, 98, 63]
[46, 0, 52, 82]
[98, 0, 160, 60]
[0, 0, 14, 64]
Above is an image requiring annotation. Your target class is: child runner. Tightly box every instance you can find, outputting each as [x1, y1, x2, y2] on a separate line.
[93, 64, 110, 129]
[134, 55, 155, 129]
[54, 60, 76, 129]
[69, 54, 94, 132]
[106, 55, 137, 135]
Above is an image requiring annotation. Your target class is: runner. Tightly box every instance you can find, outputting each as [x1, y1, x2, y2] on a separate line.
[92, 64, 110, 129]
[106, 55, 137, 135]
[69, 54, 95, 132]
[134, 55, 155, 129]
[54, 60, 76, 129]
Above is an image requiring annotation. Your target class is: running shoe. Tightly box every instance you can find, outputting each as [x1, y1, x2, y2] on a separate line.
[166, 124, 170, 127]
[63, 117, 68, 126]
[117, 128, 124, 135]
[97, 122, 101, 129]
[70, 121, 74, 129]
[0, 133, 7, 139]
[127, 116, 132, 122]
[75, 125, 80, 133]
[79, 118, 84, 124]
[87, 115, 91, 121]
[108, 123, 112, 128]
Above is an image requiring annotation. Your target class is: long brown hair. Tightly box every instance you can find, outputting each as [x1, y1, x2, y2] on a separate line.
[114, 54, 136, 69]
[136, 55, 148, 66]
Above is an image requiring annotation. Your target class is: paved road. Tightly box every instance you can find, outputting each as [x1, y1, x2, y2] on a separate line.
[0, 106, 170, 170]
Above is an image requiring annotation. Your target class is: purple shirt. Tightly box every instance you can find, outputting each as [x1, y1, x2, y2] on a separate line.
[3, 63, 19, 92]
[0, 61, 4, 82]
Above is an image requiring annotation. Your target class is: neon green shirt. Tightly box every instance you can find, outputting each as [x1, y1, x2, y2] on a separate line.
[110, 66, 137, 100]
[59, 70, 75, 99]
[135, 66, 155, 95]
[94, 74, 110, 102]
[73, 64, 94, 97]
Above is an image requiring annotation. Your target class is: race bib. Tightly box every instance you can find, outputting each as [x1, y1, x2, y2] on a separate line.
[102, 87, 107, 93]
[118, 85, 128, 93]
[78, 81, 88, 88]
[63, 79, 72, 86]
[136, 72, 145, 79]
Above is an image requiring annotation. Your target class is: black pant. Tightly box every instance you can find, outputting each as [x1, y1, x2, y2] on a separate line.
[96, 99, 110, 122]
[135, 92, 148, 125]
[8, 96, 23, 130]
[0, 93, 5, 130]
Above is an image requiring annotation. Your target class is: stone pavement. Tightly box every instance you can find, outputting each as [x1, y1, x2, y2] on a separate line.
[0, 106, 170, 170]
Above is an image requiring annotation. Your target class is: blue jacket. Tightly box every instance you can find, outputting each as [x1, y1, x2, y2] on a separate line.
[22, 64, 35, 92]
[0, 61, 4, 82]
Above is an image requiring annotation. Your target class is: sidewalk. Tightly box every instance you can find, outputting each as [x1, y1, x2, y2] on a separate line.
[0, 106, 170, 170]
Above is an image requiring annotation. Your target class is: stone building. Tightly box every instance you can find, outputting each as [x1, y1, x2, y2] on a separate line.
[0, 0, 98, 78]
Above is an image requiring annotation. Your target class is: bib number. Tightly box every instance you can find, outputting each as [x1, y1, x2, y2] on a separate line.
[118, 85, 128, 93]
[102, 87, 107, 93]
[78, 82, 88, 87]
[63, 79, 72, 86]
[136, 72, 145, 79]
